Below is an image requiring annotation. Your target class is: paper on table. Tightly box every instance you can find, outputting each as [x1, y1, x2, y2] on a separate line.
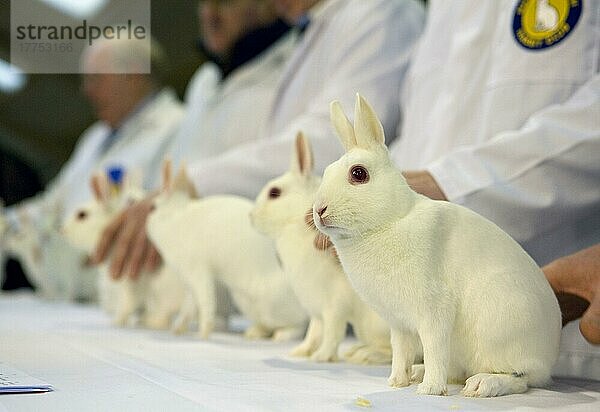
[0, 362, 53, 394]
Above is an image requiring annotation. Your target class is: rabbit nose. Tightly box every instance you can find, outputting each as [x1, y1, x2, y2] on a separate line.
[317, 205, 328, 217]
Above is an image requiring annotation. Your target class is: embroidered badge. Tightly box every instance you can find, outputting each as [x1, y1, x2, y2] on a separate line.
[513, 0, 582, 50]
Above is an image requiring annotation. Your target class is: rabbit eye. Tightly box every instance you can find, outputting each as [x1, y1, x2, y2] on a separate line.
[269, 187, 282, 199]
[349, 165, 369, 185]
[77, 210, 88, 220]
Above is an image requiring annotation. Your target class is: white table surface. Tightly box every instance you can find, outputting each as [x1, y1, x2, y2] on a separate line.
[1, 292, 599, 411]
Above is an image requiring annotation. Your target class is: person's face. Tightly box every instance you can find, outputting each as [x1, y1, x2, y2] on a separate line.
[199, 0, 261, 56]
[272, 0, 319, 24]
[82, 73, 135, 127]
[81, 47, 146, 128]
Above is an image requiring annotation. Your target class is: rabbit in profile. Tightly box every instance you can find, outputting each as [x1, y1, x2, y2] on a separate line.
[251, 132, 394, 364]
[3, 206, 61, 298]
[146, 161, 307, 340]
[3, 197, 99, 301]
[62, 173, 184, 329]
[312, 94, 561, 397]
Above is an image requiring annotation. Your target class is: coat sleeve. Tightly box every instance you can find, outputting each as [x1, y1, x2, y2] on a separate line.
[187, 0, 425, 200]
[427, 74, 600, 262]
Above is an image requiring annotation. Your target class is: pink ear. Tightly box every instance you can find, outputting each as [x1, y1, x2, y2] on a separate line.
[90, 174, 108, 203]
[294, 131, 314, 176]
[161, 158, 172, 192]
[173, 164, 200, 199]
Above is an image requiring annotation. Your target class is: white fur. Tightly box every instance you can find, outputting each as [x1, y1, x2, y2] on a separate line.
[3, 210, 52, 294]
[313, 94, 561, 397]
[2, 204, 93, 300]
[251, 133, 393, 364]
[3, 208, 46, 290]
[62, 174, 184, 329]
[146, 165, 307, 340]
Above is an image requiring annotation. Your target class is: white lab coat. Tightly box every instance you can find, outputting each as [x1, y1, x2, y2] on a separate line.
[188, 0, 425, 200]
[391, 0, 600, 266]
[161, 31, 296, 183]
[14, 88, 183, 224]
[4, 88, 182, 300]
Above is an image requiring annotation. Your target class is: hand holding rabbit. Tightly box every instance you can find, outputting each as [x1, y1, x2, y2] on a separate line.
[63, 172, 184, 329]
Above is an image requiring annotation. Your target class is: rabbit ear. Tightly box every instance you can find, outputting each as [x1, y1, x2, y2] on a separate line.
[354, 93, 385, 149]
[160, 157, 173, 192]
[290, 131, 314, 177]
[330, 100, 357, 152]
[90, 173, 110, 204]
[172, 164, 199, 199]
[123, 167, 143, 193]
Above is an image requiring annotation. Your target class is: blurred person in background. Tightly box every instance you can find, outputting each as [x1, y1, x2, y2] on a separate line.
[151, 0, 293, 185]
[93, 0, 425, 279]
[2, 36, 183, 295]
[6, 36, 182, 227]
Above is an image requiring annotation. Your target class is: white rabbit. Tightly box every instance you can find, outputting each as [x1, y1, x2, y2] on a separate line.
[146, 161, 307, 340]
[3, 207, 60, 297]
[251, 132, 393, 364]
[312, 94, 561, 397]
[2, 196, 100, 301]
[62, 173, 185, 329]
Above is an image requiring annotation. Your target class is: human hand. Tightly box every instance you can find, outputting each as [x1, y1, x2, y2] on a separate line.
[402, 171, 447, 201]
[543, 243, 600, 345]
[91, 195, 161, 279]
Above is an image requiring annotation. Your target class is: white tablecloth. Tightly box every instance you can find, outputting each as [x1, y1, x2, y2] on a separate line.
[0, 293, 599, 411]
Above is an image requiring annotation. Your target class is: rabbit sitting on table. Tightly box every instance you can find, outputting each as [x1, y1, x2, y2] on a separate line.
[63, 173, 185, 329]
[312, 94, 561, 397]
[252, 132, 397, 364]
[146, 161, 307, 340]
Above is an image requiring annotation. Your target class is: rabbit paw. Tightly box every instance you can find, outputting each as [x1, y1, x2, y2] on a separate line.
[171, 315, 189, 335]
[310, 348, 338, 363]
[244, 324, 270, 340]
[289, 343, 314, 357]
[461, 373, 527, 397]
[342, 343, 363, 359]
[143, 315, 170, 330]
[112, 314, 129, 328]
[410, 364, 425, 383]
[272, 326, 305, 342]
[198, 320, 214, 340]
[417, 381, 448, 396]
[388, 372, 410, 388]
[344, 344, 392, 365]
[462, 374, 496, 397]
